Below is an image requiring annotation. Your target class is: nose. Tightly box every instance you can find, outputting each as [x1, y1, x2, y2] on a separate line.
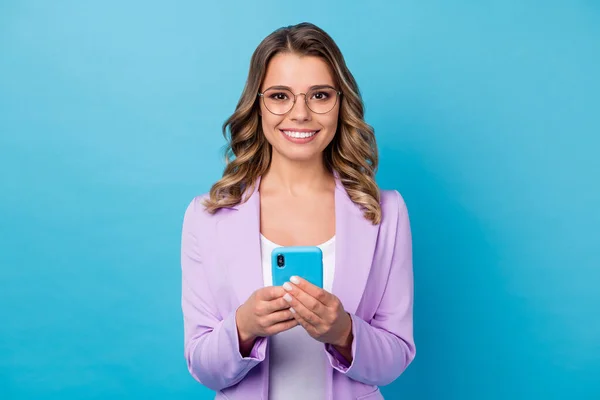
[288, 93, 311, 121]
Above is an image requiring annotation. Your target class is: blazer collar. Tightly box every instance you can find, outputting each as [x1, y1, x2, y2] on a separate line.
[216, 173, 379, 314]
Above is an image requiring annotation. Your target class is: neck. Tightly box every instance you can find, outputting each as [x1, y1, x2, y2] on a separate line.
[261, 152, 334, 196]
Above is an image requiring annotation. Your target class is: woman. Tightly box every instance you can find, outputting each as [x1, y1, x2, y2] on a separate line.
[181, 22, 415, 400]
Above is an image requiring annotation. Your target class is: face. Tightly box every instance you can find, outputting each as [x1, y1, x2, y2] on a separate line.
[259, 53, 340, 164]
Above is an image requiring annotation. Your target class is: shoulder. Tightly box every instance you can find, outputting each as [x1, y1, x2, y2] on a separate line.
[376, 190, 412, 256]
[182, 193, 228, 233]
[379, 189, 409, 226]
[183, 193, 209, 216]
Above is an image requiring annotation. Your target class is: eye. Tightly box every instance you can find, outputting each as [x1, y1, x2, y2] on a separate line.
[269, 92, 289, 101]
[311, 91, 330, 100]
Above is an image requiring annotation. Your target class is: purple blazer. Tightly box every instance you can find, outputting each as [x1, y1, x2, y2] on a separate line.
[180, 176, 415, 400]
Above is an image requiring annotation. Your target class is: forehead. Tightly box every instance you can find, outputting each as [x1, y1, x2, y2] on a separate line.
[262, 53, 335, 90]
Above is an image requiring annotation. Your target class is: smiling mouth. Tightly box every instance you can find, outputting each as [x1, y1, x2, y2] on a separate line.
[280, 129, 320, 139]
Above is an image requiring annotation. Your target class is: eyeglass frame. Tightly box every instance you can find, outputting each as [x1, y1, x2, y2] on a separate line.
[257, 85, 343, 115]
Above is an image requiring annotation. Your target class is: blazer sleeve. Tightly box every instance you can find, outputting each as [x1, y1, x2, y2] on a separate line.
[181, 197, 267, 391]
[324, 190, 416, 386]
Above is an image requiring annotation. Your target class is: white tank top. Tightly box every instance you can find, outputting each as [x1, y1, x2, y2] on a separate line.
[260, 234, 336, 400]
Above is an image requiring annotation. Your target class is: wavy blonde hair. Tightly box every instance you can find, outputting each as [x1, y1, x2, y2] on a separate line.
[203, 22, 381, 224]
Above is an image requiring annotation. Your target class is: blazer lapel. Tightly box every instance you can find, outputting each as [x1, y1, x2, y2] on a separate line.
[216, 178, 264, 306]
[331, 177, 380, 315]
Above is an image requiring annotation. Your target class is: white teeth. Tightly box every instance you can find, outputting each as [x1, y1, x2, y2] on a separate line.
[282, 130, 318, 139]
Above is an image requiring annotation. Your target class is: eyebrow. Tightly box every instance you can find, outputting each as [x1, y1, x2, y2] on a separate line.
[263, 84, 336, 91]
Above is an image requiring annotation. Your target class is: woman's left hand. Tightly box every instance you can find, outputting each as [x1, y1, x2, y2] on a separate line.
[282, 276, 353, 348]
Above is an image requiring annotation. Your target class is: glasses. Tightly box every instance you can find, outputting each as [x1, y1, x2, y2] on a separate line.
[258, 86, 342, 115]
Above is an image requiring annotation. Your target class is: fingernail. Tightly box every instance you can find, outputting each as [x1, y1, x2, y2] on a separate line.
[283, 293, 292, 302]
[283, 282, 292, 291]
[290, 276, 300, 284]
[289, 307, 296, 314]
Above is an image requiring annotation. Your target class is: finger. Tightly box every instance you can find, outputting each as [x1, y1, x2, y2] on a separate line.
[285, 294, 324, 328]
[290, 308, 319, 338]
[289, 307, 319, 336]
[289, 276, 332, 305]
[265, 317, 299, 336]
[283, 283, 326, 318]
[262, 296, 291, 314]
[263, 309, 295, 327]
[258, 286, 286, 301]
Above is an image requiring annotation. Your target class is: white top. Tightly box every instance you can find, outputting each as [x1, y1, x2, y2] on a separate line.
[260, 234, 336, 400]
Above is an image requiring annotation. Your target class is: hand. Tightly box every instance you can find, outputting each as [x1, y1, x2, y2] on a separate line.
[236, 286, 298, 345]
[282, 276, 353, 348]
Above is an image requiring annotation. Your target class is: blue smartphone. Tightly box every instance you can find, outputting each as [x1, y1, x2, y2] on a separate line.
[271, 246, 323, 288]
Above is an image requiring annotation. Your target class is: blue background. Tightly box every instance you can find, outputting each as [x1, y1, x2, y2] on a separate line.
[1, 1, 599, 399]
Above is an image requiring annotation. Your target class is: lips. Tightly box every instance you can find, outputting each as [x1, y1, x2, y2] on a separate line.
[281, 129, 319, 139]
[279, 129, 321, 144]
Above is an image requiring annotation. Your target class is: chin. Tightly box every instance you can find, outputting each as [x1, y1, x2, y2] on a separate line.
[285, 151, 322, 163]
[276, 147, 323, 163]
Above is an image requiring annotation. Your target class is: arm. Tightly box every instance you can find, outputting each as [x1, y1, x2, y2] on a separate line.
[181, 198, 267, 391]
[325, 191, 416, 386]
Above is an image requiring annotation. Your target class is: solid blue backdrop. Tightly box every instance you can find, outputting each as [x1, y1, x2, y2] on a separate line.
[1, 1, 599, 399]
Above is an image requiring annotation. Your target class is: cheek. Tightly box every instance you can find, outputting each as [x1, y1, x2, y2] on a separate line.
[263, 116, 278, 129]
[260, 114, 283, 142]
[320, 112, 339, 137]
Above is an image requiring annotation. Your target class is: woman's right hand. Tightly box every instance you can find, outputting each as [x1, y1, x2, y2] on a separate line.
[235, 286, 298, 353]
